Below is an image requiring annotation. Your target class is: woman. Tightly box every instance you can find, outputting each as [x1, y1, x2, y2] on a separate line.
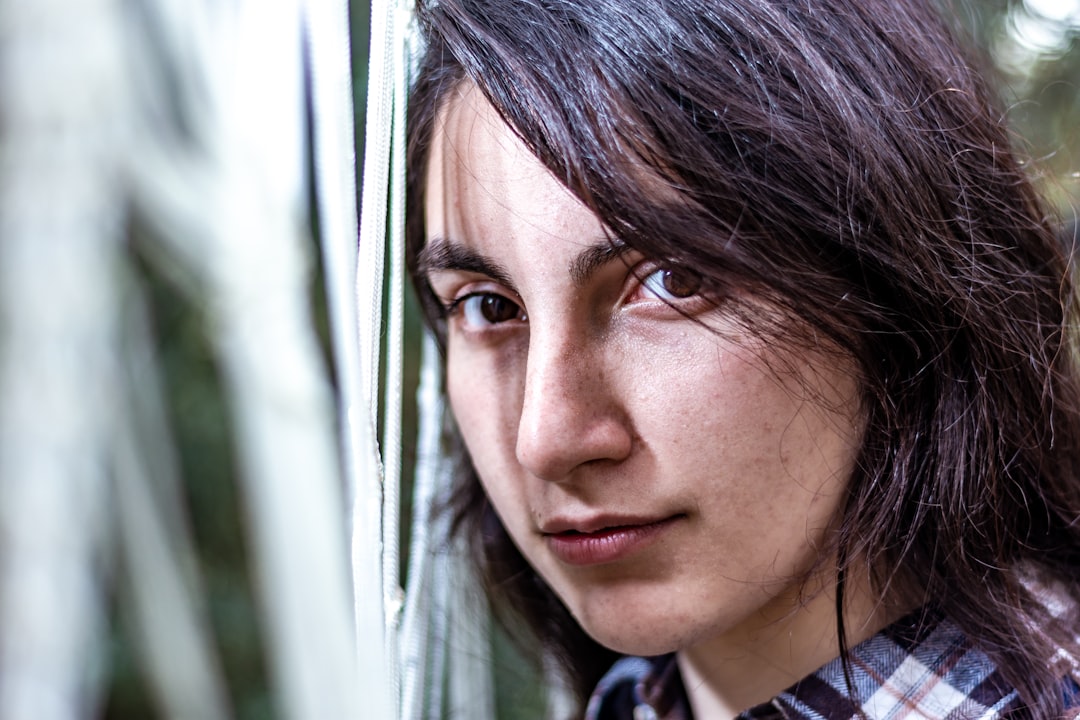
[405, 0, 1080, 716]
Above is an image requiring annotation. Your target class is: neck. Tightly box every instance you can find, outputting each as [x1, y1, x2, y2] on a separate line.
[677, 568, 904, 719]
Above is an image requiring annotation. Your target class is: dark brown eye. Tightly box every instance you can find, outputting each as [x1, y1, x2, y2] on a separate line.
[643, 267, 702, 300]
[663, 268, 702, 298]
[459, 293, 525, 326]
[480, 295, 522, 323]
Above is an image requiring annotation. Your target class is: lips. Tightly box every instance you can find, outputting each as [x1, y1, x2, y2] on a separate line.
[542, 515, 681, 566]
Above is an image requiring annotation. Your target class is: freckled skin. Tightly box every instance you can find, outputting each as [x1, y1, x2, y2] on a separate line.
[424, 85, 886, 714]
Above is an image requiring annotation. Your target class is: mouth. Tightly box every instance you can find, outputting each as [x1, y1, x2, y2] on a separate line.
[542, 515, 683, 566]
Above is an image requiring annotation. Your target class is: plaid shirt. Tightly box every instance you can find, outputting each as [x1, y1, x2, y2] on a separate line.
[586, 607, 1080, 720]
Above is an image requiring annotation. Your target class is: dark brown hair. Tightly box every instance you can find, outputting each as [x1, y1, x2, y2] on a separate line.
[405, 0, 1080, 713]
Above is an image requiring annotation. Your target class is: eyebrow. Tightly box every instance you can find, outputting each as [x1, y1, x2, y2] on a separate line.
[417, 237, 515, 288]
[567, 239, 630, 285]
[419, 236, 630, 288]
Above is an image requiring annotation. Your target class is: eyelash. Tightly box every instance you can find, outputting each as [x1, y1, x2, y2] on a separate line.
[435, 261, 706, 330]
[443, 291, 527, 328]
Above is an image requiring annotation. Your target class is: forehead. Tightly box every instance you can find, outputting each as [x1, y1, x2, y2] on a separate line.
[428, 83, 531, 180]
[423, 81, 694, 248]
[425, 84, 587, 221]
[423, 84, 597, 246]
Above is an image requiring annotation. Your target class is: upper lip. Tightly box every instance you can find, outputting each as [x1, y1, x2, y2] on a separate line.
[539, 514, 676, 535]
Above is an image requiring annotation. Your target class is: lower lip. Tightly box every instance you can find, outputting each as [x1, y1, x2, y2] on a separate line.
[545, 517, 679, 566]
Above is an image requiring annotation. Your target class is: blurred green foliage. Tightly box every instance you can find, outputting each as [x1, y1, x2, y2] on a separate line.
[103, 237, 276, 720]
[945, 0, 1080, 215]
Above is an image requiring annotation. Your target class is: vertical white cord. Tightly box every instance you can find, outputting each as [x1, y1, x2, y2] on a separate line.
[402, 338, 495, 720]
[311, 0, 415, 712]
[355, 0, 394, 707]
[302, 0, 363, 510]
[400, 334, 448, 720]
[446, 542, 496, 719]
[357, 3, 392, 416]
[425, 559, 451, 719]
[381, 0, 416, 708]
[355, 0, 414, 712]
[303, 0, 398, 716]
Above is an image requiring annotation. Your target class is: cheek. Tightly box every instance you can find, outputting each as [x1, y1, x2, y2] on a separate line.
[724, 363, 859, 556]
[447, 353, 497, 459]
[445, 347, 547, 565]
[641, 341, 861, 532]
[445, 343, 525, 491]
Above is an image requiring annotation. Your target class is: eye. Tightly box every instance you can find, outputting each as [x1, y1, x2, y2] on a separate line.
[641, 266, 702, 301]
[456, 292, 527, 327]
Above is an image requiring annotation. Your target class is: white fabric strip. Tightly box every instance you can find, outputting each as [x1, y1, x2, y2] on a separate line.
[355, 0, 395, 715]
[127, 0, 364, 715]
[302, 0, 364, 512]
[400, 334, 456, 720]
[381, 0, 417, 708]
[304, 0, 397, 716]
[114, 285, 230, 720]
[0, 1, 123, 716]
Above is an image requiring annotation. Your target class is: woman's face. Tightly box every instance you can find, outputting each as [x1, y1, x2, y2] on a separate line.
[422, 86, 865, 659]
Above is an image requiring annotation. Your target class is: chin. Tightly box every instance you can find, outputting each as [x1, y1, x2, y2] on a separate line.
[593, 632, 683, 657]
[581, 616, 692, 657]
[566, 592, 693, 657]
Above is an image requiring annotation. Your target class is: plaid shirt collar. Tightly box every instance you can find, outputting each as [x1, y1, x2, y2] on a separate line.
[586, 607, 1066, 720]
[739, 608, 1021, 719]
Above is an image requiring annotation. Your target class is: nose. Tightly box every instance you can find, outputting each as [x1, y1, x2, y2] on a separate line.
[514, 330, 633, 482]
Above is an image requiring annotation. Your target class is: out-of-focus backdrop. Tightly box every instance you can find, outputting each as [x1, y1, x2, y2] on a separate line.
[959, 0, 1080, 221]
[0, 1, 1076, 720]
